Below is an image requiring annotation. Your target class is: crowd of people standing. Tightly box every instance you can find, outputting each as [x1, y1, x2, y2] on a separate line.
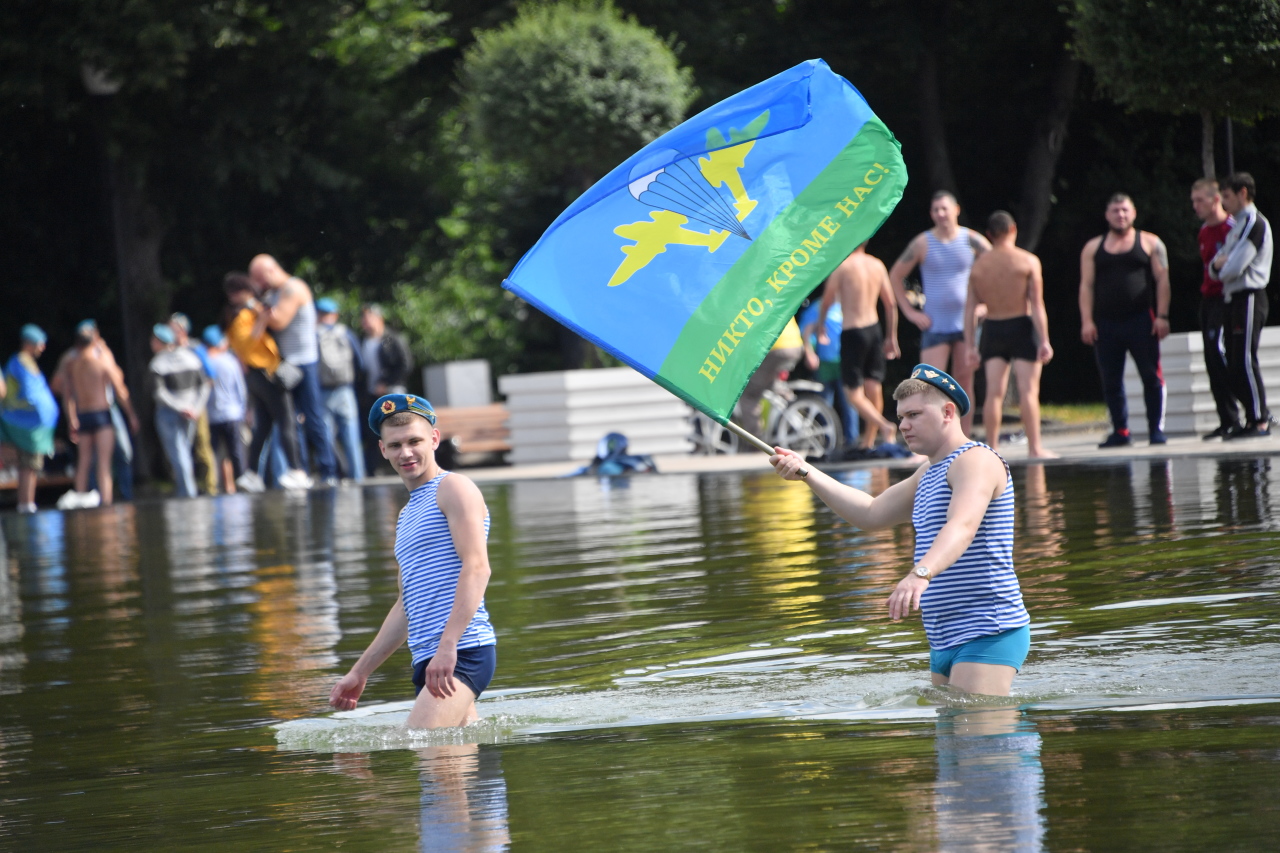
[794, 172, 1273, 457]
[1, 254, 414, 509]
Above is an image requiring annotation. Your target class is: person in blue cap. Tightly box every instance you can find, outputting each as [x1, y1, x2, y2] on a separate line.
[315, 298, 365, 481]
[202, 326, 248, 492]
[769, 363, 1030, 697]
[329, 394, 498, 728]
[0, 325, 59, 513]
[148, 323, 210, 499]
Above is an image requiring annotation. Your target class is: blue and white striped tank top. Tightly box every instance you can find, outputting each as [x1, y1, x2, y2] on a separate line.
[920, 228, 975, 335]
[913, 441, 1028, 649]
[265, 278, 319, 366]
[396, 472, 496, 664]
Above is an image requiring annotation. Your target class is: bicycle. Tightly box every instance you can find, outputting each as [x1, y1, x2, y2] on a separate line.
[689, 377, 843, 459]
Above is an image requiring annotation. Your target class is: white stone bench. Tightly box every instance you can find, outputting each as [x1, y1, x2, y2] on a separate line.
[1123, 327, 1280, 437]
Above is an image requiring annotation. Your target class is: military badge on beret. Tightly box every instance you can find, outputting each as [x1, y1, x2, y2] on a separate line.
[909, 363, 971, 416]
[368, 393, 438, 435]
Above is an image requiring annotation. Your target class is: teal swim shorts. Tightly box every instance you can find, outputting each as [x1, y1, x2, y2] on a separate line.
[929, 625, 1030, 677]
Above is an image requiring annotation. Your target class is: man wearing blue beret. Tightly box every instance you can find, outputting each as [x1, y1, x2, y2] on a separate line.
[329, 394, 498, 728]
[770, 364, 1030, 697]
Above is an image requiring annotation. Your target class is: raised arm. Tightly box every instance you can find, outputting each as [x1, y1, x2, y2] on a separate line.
[266, 280, 307, 331]
[1078, 238, 1099, 345]
[1146, 233, 1171, 340]
[888, 234, 931, 330]
[771, 446, 924, 530]
[1027, 255, 1053, 363]
[425, 474, 494, 699]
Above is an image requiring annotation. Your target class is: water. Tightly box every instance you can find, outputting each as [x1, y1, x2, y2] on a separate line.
[2, 457, 1278, 851]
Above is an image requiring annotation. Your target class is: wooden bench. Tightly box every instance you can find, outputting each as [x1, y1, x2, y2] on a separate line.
[434, 404, 510, 468]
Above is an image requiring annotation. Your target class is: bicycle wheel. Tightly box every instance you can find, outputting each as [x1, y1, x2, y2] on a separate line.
[772, 396, 841, 459]
[689, 411, 740, 455]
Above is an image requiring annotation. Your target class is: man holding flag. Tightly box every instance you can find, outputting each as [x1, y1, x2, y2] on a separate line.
[769, 365, 1030, 696]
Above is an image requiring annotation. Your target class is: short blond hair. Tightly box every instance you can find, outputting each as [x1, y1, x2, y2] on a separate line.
[1191, 178, 1220, 196]
[381, 411, 430, 434]
[893, 378, 952, 408]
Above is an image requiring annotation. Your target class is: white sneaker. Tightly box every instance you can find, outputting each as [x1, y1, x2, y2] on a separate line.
[278, 469, 312, 490]
[56, 490, 81, 510]
[235, 471, 266, 493]
[81, 489, 101, 508]
[17, 503, 36, 514]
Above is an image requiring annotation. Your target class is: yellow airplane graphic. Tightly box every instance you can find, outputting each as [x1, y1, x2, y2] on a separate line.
[608, 111, 770, 288]
[608, 212, 729, 287]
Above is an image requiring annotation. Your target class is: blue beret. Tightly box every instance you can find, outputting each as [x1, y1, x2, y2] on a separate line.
[315, 297, 339, 314]
[368, 393, 437, 436]
[152, 324, 175, 345]
[202, 325, 225, 348]
[20, 324, 46, 345]
[908, 363, 970, 416]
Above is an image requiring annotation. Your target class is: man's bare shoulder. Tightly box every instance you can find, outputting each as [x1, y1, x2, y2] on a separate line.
[947, 442, 1008, 484]
[1081, 235, 1103, 255]
[436, 470, 485, 511]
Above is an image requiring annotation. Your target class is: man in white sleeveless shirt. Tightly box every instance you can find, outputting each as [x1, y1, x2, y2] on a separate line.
[770, 364, 1030, 696]
[329, 394, 498, 729]
[889, 192, 991, 435]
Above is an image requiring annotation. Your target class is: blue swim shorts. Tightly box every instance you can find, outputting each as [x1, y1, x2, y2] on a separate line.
[920, 329, 965, 350]
[930, 625, 1030, 677]
[412, 644, 497, 699]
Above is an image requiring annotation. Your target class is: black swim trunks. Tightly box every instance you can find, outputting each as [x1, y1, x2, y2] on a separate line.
[77, 409, 113, 435]
[979, 316, 1038, 363]
[840, 323, 886, 389]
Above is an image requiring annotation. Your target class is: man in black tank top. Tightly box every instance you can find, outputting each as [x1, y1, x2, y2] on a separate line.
[1078, 194, 1172, 447]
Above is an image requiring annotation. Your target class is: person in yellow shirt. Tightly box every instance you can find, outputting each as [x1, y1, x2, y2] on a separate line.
[739, 317, 804, 441]
[223, 273, 309, 490]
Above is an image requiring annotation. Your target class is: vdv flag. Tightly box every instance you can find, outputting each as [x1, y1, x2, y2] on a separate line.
[504, 59, 907, 423]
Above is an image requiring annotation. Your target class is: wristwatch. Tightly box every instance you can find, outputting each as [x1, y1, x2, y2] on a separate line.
[912, 564, 932, 581]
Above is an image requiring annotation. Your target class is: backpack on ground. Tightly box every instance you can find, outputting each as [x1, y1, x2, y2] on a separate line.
[318, 323, 355, 388]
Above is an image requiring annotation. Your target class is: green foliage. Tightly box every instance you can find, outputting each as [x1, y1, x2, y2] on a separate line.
[1068, 0, 1280, 120]
[460, 1, 696, 191]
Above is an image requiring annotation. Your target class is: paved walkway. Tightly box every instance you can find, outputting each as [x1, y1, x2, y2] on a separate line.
[391, 426, 1280, 487]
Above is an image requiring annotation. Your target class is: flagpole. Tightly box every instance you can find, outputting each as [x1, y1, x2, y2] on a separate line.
[723, 419, 812, 477]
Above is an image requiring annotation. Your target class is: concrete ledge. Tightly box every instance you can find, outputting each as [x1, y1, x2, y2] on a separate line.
[1123, 327, 1280, 437]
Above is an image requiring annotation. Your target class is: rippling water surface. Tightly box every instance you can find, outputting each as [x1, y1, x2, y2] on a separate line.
[2, 457, 1278, 851]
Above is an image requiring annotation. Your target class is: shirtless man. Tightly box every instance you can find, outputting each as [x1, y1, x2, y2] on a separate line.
[817, 243, 901, 447]
[963, 212, 1056, 458]
[64, 322, 139, 505]
[889, 191, 991, 434]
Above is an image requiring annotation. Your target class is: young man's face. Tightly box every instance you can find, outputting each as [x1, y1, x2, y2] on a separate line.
[1190, 188, 1220, 221]
[1105, 200, 1136, 233]
[1221, 187, 1247, 215]
[929, 197, 959, 229]
[896, 392, 949, 455]
[379, 417, 440, 480]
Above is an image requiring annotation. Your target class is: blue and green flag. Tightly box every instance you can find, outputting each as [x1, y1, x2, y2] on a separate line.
[504, 59, 907, 423]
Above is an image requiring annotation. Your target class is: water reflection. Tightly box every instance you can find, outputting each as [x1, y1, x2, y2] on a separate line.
[0, 523, 24, 695]
[933, 709, 1045, 852]
[417, 745, 510, 852]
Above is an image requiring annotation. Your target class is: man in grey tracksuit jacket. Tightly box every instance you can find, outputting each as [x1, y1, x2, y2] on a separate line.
[1211, 172, 1274, 437]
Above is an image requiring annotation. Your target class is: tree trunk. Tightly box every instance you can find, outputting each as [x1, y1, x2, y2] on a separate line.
[107, 153, 170, 479]
[1201, 109, 1216, 179]
[916, 47, 957, 197]
[1015, 56, 1081, 252]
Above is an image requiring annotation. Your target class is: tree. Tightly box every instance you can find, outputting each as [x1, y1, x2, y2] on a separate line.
[0, 0, 452, 475]
[455, 1, 696, 367]
[1069, 0, 1280, 177]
